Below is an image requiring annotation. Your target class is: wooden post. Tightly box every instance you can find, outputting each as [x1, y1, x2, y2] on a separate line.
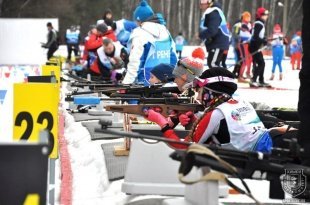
[113, 105, 131, 156]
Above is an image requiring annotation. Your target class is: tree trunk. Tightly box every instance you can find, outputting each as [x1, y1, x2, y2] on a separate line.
[251, 0, 257, 21]
[226, 0, 235, 22]
[177, 0, 182, 33]
[268, 0, 275, 36]
[187, 0, 194, 41]
[166, 0, 171, 29]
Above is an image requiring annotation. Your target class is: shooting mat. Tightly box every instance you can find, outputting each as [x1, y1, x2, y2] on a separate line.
[101, 142, 128, 181]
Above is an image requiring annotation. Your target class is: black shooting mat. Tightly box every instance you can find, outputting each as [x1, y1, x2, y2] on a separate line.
[101, 142, 128, 181]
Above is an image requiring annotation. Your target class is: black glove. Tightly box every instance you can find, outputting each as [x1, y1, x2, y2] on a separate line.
[115, 73, 123, 81]
[206, 38, 213, 44]
[263, 38, 268, 46]
[41, 44, 48, 48]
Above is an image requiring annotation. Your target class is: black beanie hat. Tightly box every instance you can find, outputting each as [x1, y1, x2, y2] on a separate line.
[199, 67, 237, 95]
[150, 63, 174, 82]
[96, 23, 108, 34]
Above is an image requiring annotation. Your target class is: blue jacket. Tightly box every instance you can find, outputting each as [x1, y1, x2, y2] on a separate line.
[114, 19, 137, 46]
[123, 21, 177, 85]
[199, 3, 230, 50]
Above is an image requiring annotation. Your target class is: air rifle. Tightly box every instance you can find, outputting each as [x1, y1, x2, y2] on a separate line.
[256, 109, 299, 121]
[109, 85, 182, 98]
[170, 140, 310, 200]
[65, 95, 192, 104]
[67, 85, 183, 99]
[69, 82, 128, 89]
[94, 126, 310, 201]
[64, 72, 113, 83]
[105, 103, 204, 118]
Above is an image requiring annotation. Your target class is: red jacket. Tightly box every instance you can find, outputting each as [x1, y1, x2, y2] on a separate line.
[83, 31, 117, 74]
[83, 33, 103, 74]
[103, 29, 117, 42]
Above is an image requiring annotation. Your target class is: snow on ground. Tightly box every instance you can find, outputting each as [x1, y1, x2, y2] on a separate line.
[234, 58, 299, 109]
[59, 47, 301, 204]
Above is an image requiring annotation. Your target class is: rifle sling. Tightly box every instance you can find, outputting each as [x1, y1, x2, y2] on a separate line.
[178, 144, 237, 184]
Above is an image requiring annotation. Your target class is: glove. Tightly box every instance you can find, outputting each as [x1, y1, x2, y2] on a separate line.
[165, 109, 179, 128]
[144, 109, 169, 128]
[263, 38, 268, 46]
[41, 44, 47, 48]
[115, 72, 123, 81]
[179, 111, 197, 126]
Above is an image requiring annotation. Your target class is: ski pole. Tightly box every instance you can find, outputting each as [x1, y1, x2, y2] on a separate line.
[228, 45, 269, 69]
[229, 36, 283, 69]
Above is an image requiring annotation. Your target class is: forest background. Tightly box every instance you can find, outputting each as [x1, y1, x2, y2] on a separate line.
[0, 0, 302, 44]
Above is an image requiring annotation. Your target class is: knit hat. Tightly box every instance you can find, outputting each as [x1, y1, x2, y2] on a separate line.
[173, 47, 205, 83]
[96, 23, 108, 34]
[296, 31, 302, 36]
[256, 7, 269, 19]
[133, 0, 154, 22]
[150, 63, 174, 82]
[199, 67, 237, 96]
[273, 24, 281, 33]
[242, 11, 251, 23]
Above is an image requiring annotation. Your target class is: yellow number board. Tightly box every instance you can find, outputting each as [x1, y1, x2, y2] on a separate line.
[41, 65, 61, 85]
[13, 83, 59, 158]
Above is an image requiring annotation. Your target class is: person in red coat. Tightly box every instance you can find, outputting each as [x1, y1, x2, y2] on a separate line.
[82, 23, 117, 79]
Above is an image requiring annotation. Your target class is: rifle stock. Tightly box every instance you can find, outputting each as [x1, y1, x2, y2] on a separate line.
[105, 104, 204, 118]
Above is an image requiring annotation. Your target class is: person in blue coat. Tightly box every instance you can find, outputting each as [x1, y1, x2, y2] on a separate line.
[199, 0, 230, 68]
[122, 0, 177, 85]
[175, 32, 187, 59]
[270, 24, 286, 81]
[65, 25, 81, 62]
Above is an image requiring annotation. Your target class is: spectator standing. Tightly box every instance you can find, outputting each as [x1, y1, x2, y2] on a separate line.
[65, 25, 81, 62]
[175, 32, 187, 59]
[290, 31, 302, 70]
[199, 0, 230, 68]
[249, 7, 269, 87]
[42, 22, 59, 60]
[270, 24, 286, 80]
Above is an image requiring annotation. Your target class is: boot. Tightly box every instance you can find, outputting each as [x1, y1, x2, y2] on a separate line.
[246, 73, 251, 79]
[269, 74, 275, 81]
[238, 77, 249, 83]
[279, 73, 283, 81]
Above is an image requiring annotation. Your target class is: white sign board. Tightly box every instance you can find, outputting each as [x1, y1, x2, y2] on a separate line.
[0, 18, 59, 65]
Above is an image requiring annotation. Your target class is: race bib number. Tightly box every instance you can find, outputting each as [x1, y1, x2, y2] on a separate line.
[13, 83, 59, 158]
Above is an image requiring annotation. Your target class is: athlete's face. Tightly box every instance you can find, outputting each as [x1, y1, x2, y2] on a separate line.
[174, 76, 187, 91]
[149, 74, 161, 85]
[104, 43, 114, 55]
[261, 14, 268, 21]
[200, 3, 209, 10]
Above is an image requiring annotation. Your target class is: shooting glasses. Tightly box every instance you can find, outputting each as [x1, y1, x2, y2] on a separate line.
[183, 76, 236, 89]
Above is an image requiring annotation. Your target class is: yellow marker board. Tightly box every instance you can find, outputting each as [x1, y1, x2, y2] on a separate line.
[23, 194, 39, 205]
[13, 83, 59, 158]
[41, 65, 61, 85]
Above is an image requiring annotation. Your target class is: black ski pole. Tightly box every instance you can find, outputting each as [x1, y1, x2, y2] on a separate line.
[228, 45, 269, 69]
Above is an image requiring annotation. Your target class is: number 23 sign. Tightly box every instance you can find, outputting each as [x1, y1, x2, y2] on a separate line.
[13, 83, 59, 158]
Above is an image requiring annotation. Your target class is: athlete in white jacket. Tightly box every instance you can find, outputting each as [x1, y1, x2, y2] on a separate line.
[122, 1, 177, 85]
